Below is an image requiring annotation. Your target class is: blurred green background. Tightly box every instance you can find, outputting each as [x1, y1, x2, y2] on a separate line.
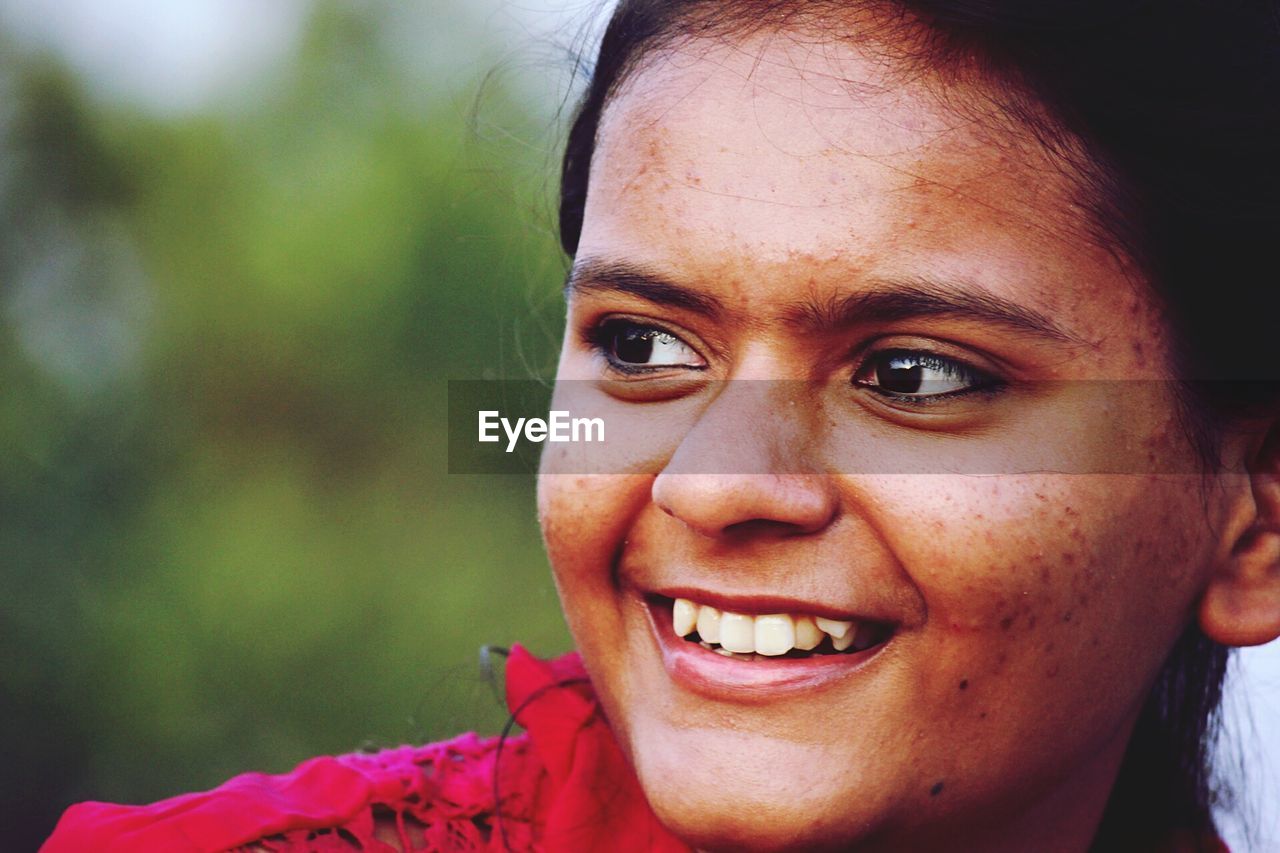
[0, 1, 586, 846]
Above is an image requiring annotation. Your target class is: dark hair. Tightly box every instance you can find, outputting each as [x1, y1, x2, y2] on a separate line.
[557, 0, 1280, 848]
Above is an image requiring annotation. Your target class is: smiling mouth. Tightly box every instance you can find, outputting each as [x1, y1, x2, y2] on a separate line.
[654, 595, 895, 661]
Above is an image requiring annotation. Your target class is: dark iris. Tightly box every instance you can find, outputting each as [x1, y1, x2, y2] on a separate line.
[613, 325, 655, 363]
[877, 355, 925, 394]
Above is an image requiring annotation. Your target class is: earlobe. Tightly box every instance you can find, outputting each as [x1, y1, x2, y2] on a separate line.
[1199, 425, 1280, 647]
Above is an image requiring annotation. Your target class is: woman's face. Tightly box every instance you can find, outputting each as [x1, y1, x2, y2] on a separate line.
[538, 28, 1236, 852]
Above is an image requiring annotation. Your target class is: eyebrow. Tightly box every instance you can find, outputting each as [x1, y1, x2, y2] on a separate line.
[789, 277, 1080, 343]
[565, 258, 724, 317]
[566, 258, 1079, 343]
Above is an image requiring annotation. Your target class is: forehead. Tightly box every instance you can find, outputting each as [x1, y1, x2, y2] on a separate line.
[582, 29, 1131, 323]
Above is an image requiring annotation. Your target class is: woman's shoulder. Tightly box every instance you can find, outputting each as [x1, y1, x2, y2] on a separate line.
[41, 730, 546, 853]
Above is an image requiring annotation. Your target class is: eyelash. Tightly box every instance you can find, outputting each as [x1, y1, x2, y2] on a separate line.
[586, 318, 1003, 400]
[586, 318, 707, 374]
[852, 348, 1003, 402]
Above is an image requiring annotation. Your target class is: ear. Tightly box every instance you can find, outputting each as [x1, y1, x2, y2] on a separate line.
[1199, 424, 1280, 647]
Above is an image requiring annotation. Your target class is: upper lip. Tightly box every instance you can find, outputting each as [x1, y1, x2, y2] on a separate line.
[645, 585, 897, 625]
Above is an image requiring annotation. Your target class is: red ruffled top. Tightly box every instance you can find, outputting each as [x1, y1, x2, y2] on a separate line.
[42, 646, 691, 852]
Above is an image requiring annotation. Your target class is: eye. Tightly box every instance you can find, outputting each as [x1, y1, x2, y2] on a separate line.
[853, 349, 998, 400]
[591, 319, 706, 372]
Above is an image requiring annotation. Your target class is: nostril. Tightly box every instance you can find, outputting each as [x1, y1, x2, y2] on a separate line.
[721, 517, 828, 540]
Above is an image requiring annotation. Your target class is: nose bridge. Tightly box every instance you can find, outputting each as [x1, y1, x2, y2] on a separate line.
[651, 378, 837, 537]
[670, 378, 821, 473]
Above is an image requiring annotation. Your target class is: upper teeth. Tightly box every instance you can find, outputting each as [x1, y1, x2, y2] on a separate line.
[671, 597, 881, 656]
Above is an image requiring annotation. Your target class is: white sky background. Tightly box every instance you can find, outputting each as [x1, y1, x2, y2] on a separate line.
[0, 0, 1274, 848]
[0, 0, 611, 115]
[1225, 644, 1280, 850]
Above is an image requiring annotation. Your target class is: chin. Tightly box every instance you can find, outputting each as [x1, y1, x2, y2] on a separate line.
[623, 722, 886, 853]
[643, 791, 864, 853]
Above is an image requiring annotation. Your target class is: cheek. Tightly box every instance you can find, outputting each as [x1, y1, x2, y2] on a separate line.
[868, 474, 1209, 696]
[537, 473, 609, 581]
[536, 472, 650, 610]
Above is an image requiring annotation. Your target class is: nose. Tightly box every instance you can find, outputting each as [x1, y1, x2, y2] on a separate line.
[651, 382, 839, 539]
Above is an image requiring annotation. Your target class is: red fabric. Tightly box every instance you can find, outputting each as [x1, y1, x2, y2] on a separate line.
[41, 645, 691, 853]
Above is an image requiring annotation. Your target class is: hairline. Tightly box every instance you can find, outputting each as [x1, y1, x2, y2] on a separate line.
[600, 4, 1146, 274]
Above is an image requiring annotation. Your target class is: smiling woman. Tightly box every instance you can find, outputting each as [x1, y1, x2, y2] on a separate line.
[43, 1, 1280, 852]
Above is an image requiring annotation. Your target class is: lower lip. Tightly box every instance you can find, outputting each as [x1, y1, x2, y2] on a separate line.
[642, 597, 891, 703]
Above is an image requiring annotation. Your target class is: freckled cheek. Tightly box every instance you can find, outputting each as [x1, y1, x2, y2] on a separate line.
[537, 479, 622, 659]
[877, 478, 1132, 643]
[539, 478, 598, 573]
[887, 477, 1204, 720]
[537, 474, 650, 589]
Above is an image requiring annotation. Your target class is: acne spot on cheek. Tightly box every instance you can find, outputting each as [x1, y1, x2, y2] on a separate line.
[999, 616, 1014, 631]
[930, 782, 945, 797]
[959, 679, 969, 690]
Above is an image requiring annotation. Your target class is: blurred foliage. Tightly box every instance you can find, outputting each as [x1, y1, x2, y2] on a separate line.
[0, 3, 573, 846]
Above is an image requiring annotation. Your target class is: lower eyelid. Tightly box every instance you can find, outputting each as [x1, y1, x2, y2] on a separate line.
[870, 383, 1005, 401]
